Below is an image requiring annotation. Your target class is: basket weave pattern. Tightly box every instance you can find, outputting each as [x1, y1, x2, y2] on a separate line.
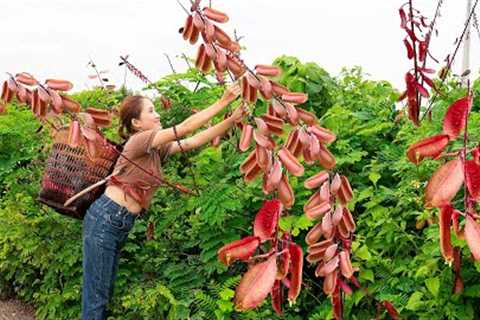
[38, 128, 119, 219]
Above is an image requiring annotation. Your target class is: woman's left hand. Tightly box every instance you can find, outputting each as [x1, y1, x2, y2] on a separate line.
[230, 103, 247, 123]
[221, 82, 241, 103]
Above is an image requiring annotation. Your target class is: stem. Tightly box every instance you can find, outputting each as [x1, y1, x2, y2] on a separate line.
[408, 0, 421, 118]
[421, 0, 479, 121]
[88, 57, 105, 88]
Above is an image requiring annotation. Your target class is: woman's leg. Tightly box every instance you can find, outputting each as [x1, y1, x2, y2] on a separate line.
[81, 195, 136, 320]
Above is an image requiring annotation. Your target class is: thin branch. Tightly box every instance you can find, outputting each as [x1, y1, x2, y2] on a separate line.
[421, 0, 479, 121]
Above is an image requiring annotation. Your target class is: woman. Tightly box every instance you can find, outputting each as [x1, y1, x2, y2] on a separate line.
[81, 83, 243, 319]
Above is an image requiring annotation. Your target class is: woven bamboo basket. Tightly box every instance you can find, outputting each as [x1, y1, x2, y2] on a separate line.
[38, 127, 121, 219]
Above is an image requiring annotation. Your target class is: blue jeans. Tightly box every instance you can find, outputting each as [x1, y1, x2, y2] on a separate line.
[81, 194, 137, 320]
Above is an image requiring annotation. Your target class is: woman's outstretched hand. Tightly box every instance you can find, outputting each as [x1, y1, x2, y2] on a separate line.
[221, 82, 241, 103]
[230, 103, 247, 123]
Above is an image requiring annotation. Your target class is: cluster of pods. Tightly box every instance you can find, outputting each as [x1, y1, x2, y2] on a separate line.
[407, 94, 480, 293]
[179, 1, 359, 318]
[398, 3, 436, 125]
[0, 73, 112, 158]
[217, 199, 302, 314]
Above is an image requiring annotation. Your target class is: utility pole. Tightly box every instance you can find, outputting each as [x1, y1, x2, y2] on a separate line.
[461, 0, 472, 83]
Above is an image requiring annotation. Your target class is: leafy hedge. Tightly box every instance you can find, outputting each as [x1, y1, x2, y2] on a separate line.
[1, 57, 480, 319]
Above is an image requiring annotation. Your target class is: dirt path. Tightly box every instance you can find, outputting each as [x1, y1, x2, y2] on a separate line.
[0, 300, 35, 320]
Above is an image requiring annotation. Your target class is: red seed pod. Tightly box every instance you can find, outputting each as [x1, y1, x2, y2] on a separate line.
[307, 125, 336, 144]
[304, 171, 329, 189]
[259, 76, 273, 99]
[45, 79, 74, 91]
[305, 222, 324, 245]
[49, 89, 64, 114]
[192, 12, 205, 29]
[246, 72, 260, 89]
[270, 100, 286, 119]
[337, 175, 354, 205]
[284, 128, 299, 153]
[218, 236, 260, 266]
[256, 144, 271, 170]
[276, 250, 290, 280]
[278, 147, 304, 177]
[338, 278, 353, 295]
[255, 64, 282, 77]
[261, 114, 284, 136]
[281, 92, 308, 104]
[323, 271, 338, 295]
[264, 159, 282, 193]
[330, 174, 341, 195]
[278, 173, 295, 208]
[203, 7, 229, 23]
[85, 107, 112, 127]
[323, 243, 339, 262]
[213, 25, 231, 47]
[61, 95, 81, 113]
[305, 202, 331, 221]
[304, 190, 322, 213]
[239, 124, 253, 152]
[254, 117, 269, 135]
[317, 255, 339, 278]
[7, 78, 17, 93]
[270, 81, 290, 96]
[215, 49, 227, 72]
[244, 163, 262, 183]
[317, 144, 336, 169]
[439, 205, 454, 263]
[342, 207, 356, 232]
[271, 280, 283, 316]
[284, 102, 299, 125]
[181, 15, 194, 41]
[287, 243, 303, 304]
[67, 121, 82, 148]
[465, 215, 480, 261]
[195, 43, 207, 69]
[189, 24, 201, 44]
[253, 130, 275, 149]
[319, 181, 331, 202]
[227, 56, 246, 79]
[15, 72, 37, 86]
[296, 107, 317, 125]
[1, 82, 11, 103]
[339, 250, 354, 279]
[240, 150, 257, 174]
[332, 205, 344, 225]
[321, 211, 334, 239]
[16, 85, 28, 103]
[308, 239, 334, 254]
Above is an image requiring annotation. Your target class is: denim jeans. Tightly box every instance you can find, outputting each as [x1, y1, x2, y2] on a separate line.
[81, 194, 137, 320]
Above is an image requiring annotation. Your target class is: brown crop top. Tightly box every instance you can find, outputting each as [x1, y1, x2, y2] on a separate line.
[106, 128, 172, 209]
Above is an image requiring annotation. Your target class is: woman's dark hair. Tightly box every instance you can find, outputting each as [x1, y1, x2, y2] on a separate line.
[118, 95, 148, 140]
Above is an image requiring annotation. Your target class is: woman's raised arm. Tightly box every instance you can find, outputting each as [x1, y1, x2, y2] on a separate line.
[150, 82, 241, 149]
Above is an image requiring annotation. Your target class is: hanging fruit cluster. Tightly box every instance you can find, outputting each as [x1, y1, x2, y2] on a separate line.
[398, 2, 437, 125]
[0, 72, 113, 157]
[178, 1, 359, 317]
[407, 94, 480, 293]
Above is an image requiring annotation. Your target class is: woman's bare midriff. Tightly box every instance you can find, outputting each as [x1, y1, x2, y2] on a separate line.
[104, 185, 143, 215]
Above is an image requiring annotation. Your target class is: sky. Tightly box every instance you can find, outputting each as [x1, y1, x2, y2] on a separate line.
[0, 0, 478, 95]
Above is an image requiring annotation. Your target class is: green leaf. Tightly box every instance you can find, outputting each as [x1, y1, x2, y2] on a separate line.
[359, 269, 374, 282]
[425, 277, 440, 297]
[355, 245, 372, 261]
[405, 291, 424, 311]
[369, 171, 381, 186]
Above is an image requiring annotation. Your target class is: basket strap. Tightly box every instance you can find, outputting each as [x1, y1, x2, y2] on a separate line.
[63, 170, 119, 207]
